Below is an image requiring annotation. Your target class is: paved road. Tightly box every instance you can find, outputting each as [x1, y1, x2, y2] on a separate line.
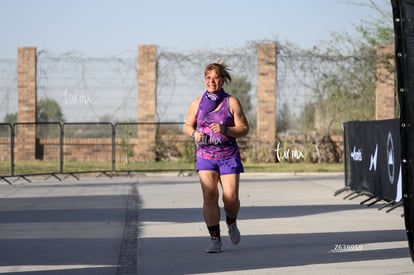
[0, 176, 135, 275]
[137, 173, 413, 275]
[0, 173, 413, 274]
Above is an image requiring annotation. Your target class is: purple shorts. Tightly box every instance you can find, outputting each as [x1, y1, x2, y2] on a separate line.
[196, 156, 244, 175]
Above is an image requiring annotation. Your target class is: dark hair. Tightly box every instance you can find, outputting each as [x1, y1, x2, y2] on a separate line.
[204, 61, 232, 85]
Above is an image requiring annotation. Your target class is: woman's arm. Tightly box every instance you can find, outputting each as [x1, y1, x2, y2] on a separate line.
[184, 97, 201, 138]
[226, 96, 249, 138]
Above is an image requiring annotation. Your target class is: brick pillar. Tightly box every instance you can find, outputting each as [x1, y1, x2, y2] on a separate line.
[136, 45, 157, 161]
[256, 44, 277, 160]
[375, 44, 396, 120]
[16, 47, 37, 160]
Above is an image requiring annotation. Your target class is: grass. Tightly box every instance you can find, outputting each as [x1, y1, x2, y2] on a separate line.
[0, 160, 344, 177]
[243, 162, 344, 173]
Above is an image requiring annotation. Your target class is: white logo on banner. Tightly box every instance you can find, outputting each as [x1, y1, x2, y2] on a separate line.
[350, 146, 362, 161]
[387, 132, 395, 185]
[369, 144, 378, 171]
[396, 166, 402, 202]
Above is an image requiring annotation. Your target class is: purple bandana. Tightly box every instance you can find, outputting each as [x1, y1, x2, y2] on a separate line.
[198, 89, 227, 116]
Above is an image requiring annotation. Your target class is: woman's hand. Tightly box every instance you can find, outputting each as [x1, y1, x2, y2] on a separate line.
[193, 131, 203, 142]
[209, 123, 226, 134]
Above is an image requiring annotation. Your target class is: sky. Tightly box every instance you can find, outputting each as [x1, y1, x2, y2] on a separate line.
[0, 0, 390, 59]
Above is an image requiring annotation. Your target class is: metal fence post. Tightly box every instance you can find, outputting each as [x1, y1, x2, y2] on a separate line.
[11, 123, 15, 177]
[111, 123, 115, 173]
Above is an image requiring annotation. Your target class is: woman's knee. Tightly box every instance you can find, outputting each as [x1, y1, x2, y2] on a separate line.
[202, 186, 218, 202]
[222, 193, 239, 206]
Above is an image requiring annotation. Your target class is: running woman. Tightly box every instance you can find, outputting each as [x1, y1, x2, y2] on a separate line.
[184, 62, 249, 253]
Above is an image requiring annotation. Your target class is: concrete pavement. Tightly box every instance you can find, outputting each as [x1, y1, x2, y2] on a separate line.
[0, 173, 413, 274]
[0, 176, 136, 274]
[137, 173, 413, 275]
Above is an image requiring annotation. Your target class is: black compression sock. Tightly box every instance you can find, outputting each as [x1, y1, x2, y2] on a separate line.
[207, 224, 221, 240]
[226, 215, 237, 225]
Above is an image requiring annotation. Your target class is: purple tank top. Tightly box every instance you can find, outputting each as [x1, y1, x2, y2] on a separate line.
[196, 96, 240, 160]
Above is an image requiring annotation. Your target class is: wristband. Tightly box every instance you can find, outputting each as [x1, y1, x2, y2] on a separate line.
[191, 130, 196, 138]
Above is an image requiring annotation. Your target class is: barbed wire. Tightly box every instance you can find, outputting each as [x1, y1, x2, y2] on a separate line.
[35, 50, 137, 122]
[0, 40, 376, 128]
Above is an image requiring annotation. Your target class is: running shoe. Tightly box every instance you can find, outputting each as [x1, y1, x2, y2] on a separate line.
[205, 237, 222, 253]
[228, 223, 240, 245]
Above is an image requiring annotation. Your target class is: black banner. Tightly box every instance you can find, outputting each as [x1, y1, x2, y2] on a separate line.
[391, 0, 414, 262]
[344, 119, 401, 202]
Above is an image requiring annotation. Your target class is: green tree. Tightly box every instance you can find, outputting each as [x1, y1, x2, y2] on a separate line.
[1, 113, 16, 137]
[226, 76, 252, 113]
[296, 0, 393, 134]
[298, 102, 315, 133]
[3, 113, 17, 124]
[3, 99, 64, 137]
[3, 99, 65, 124]
[37, 98, 65, 122]
[226, 76, 255, 131]
[277, 102, 292, 133]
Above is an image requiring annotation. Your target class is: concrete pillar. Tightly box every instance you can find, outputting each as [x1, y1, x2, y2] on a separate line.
[256, 43, 277, 160]
[136, 45, 157, 161]
[375, 44, 396, 120]
[16, 47, 37, 160]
